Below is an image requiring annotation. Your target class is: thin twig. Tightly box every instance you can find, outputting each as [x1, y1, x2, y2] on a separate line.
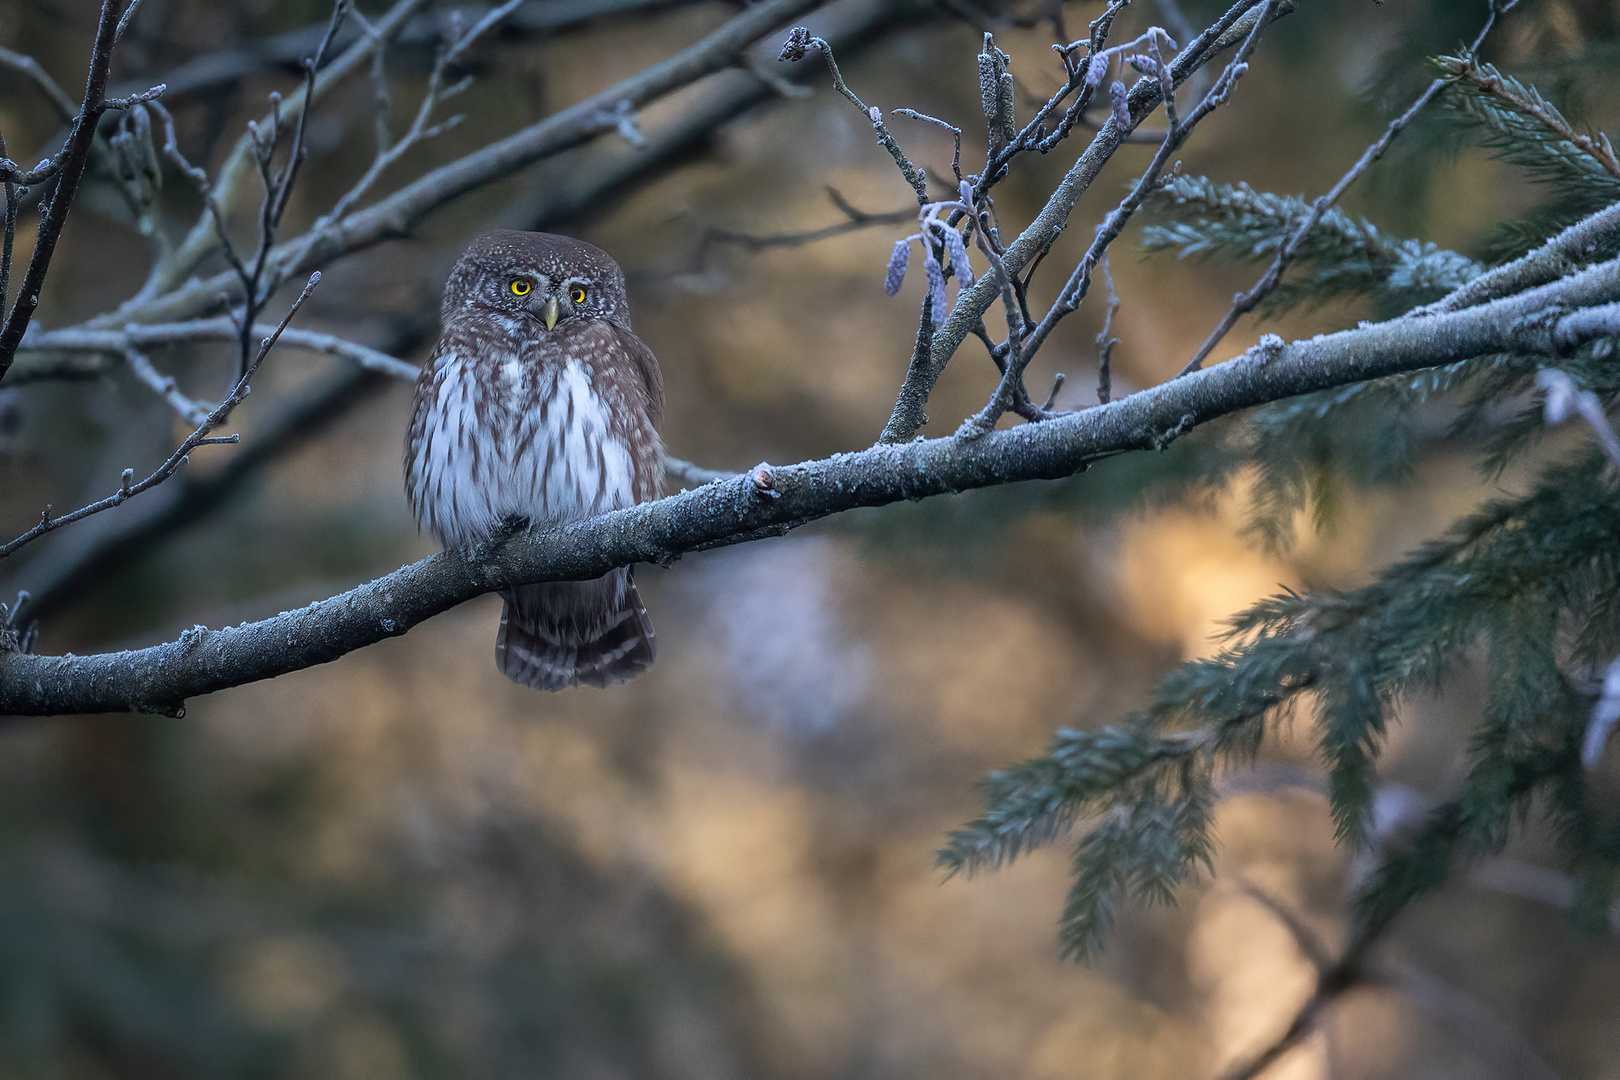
[893, 109, 962, 183]
[0, 274, 321, 560]
[0, 0, 127, 382]
[1178, 0, 1521, 375]
[694, 188, 914, 258]
[665, 456, 738, 488]
[284, 0, 528, 274]
[0, 46, 81, 122]
[228, 0, 349, 375]
[113, 0, 149, 44]
[965, 2, 1276, 432]
[1422, 201, 1620, 316]
[1095, 255, 1119, 404]
[781, 30, 931, 204]
[146, 101, 252, 286]
[142, 0, 433, 300]
[0, 134, 14, 315]
[877, 0, 1294, 443]
[0, 147, 70, 187]
[104, 0, 824, 328]
[121, 347, 212, 425]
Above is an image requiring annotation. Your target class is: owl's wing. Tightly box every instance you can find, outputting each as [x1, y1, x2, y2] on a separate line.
[403, 340, 453, 525]
[608, 322, 664, 426]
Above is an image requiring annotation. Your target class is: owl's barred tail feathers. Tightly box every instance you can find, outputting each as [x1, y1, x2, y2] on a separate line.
[496, 571, 655, 690]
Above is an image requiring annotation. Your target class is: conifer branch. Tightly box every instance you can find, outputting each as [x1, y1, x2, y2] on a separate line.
[1440, 56, 1620, 185]
[1145, 176, 1482, 311]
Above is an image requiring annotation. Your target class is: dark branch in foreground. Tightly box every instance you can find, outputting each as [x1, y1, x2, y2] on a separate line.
[0, 0, 134, 379]
[4, 256, 1616, 717]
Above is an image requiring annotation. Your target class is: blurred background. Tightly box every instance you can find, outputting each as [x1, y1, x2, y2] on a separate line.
[2, 0, 1619, 1076]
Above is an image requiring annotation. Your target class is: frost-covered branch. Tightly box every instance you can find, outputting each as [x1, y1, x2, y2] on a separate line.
[4, 255, 1617, 716]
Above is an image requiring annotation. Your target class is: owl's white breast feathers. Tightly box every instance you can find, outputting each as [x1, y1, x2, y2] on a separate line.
[407, 351, 636, 547]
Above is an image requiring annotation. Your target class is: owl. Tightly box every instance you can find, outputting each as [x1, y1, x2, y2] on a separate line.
[405, 231, 664, 690]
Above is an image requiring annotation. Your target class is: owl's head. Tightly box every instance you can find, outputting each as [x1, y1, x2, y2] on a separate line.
[441, 230, 630, 331]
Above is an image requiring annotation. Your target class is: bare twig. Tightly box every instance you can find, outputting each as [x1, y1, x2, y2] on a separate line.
[121, 347, 212, 426]
[0, 147, 70, 188]
[878, 0, 1295, 443]
[694, 199, 914, 262]
[223, 0, 350, 375]
[1215, 878, 1377, 1080]
[781, 29, 930, 204]
[0, 46, 81, 122]
[141, 0, 432, 299]
[102, 0, 702, 107]
[893, 109, 962, 183]
[0, 274, 321, 560]
[963, 6, 1275, 434]
[0, 134, 15, 315]
[13, 366, 385, 628]
[1422, 201, 1620, 316]
[146, 100, 241, 272]
[665, 456, 738, 488]
[1095, 255, 1120, 404]
[285, 0, 530, 275]
[0, 0, 130, 382]
[1178, 0, 1521, 375]
[113, 0, 150, 45]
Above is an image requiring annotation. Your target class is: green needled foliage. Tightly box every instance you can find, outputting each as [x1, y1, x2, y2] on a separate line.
[1143, 175, 1483, 317]
[947, 54, 1620, 963]
[947, 450, 1620, 959]
[1435, 56, 1620, 259]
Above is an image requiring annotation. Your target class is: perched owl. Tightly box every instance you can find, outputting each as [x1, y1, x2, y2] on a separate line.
[405, 231, 664, 690]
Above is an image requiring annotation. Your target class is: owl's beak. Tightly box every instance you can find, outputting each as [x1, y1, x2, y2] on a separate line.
[538, 295, 560, 331]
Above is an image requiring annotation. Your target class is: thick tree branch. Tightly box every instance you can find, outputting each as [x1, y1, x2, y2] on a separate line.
[4, 256, 1616, 716]
[23, 320, 419, 381]
[105, 0, 706, 105]
[1421, 198, 1620, 315]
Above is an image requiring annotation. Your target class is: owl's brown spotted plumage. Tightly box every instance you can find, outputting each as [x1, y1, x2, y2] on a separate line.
[405, 231, 664, 690]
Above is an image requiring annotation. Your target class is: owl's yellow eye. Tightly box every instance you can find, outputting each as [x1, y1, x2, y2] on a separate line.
[569, 285, 587, 304]
[509, 279, 531, 296]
